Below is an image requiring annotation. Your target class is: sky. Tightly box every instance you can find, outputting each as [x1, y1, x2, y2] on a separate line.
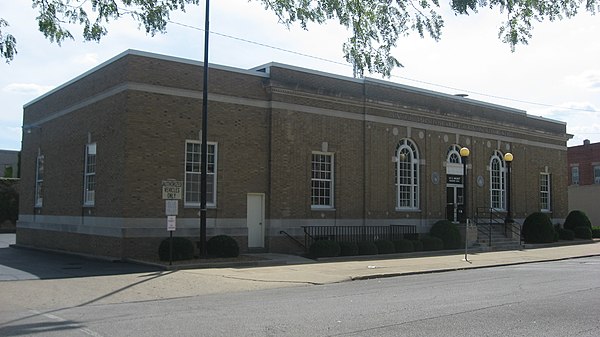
[1, 1, 599, 151]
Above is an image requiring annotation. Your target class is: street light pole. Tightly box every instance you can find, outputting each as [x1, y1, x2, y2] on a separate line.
[504, 152, 514, 228]
[199, 0, 210, 257]
[459, 147, 470, 262]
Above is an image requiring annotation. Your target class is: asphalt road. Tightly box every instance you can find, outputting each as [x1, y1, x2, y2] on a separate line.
[2, 255, 599, 336]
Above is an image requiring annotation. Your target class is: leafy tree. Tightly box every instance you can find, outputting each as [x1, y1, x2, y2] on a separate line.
[1, 0, 598, 76]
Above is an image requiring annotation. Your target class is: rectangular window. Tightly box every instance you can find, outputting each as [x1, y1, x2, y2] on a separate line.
[311, 152, 334, 208]
[185, 141, 217, 207]
[571, 166, 579, 185]
[594, 166, 600, 184]
[540, 173, 551, 212]
[35, 155, 44, 207]
[84, 143, 96, 206]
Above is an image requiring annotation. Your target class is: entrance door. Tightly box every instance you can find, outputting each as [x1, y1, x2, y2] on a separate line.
[247, 194, 265, 248]
[446, 186, 464, 223]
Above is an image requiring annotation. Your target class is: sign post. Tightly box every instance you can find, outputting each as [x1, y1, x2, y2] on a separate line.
[162, 180, 182, 266]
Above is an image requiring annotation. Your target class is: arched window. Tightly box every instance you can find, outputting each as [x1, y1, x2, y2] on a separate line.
[396, 139, 419, 210]
[490, 150, 506, 210]
[446, 145, 463, 164]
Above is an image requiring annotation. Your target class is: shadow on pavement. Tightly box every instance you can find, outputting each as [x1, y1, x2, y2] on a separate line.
[0, 234, 159, 281]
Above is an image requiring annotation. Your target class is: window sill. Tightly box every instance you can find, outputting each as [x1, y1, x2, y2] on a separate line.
[311, 207, 336, 211]
[395, 208, 421, 212]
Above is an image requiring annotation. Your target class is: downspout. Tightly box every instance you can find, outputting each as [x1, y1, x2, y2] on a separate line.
[362, 80, 367, 228]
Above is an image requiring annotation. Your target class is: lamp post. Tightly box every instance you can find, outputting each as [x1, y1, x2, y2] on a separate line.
[459, 147, 470, 223]
[504, 152, 514, 227]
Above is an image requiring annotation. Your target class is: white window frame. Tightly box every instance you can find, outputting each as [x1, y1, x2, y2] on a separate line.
[185, 140, 218, 207]
[311, 151, 334, 209]
[571, 166, 579, 185]
[490, 151, 506, 211]
[594, 165, 600, 184]
[83, 143, 97, 206]
[34, 154, 44, 207]
[395, 139, 420, 210]
[540, 172, 551, 212]
[447, 145, 462, 164]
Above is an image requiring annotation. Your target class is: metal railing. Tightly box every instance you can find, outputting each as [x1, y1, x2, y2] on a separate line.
[474, 207, 522, 246]
[302, 225, 417, 250]
[279, 230, 306, 250]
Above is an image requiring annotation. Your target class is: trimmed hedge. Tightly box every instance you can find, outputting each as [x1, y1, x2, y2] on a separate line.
[393, 239, 415, 253]
[558, 228, 575, 241]
[357, 241, 378, 255]
[420, 236, 444, 251]
[0, 182, 18, 224]
[207, 235, 240, 257]
[375, 240, 395, 254]
[339, 241, 359, 256]
[429, 220, 461, 249]
[564, 210, 592, 232]
[158, 237, 195, 261]
[522, 212, 556, 243]
[411, 239, 424, 252]
[573, 226, 592, 240]
[593, 226, 600, 238]
[309, 240, 340, 258]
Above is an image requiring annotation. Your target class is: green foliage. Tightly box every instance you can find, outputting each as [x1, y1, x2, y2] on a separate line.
[0, 19, 17, 63]
[558, 228, 575, 241]
[429, 220, 462, 249]
[564, 210, 592, 232]
[420, 236, 444, 251]
[592, 226, 600, 238]
[357, 241, 378, 255]
[393, 239, 415, 253]
[522, 212, 556, 243]
[338, 241, 359, 256]
[309, 240, 340, 258]
[411, 239, 424, 252]
[374, 240, 395, 254]
[0, 182, 18, 224]
[573, 226, 592, 240]
[158, 237, 194, 261]
[206, 235, 240, 257]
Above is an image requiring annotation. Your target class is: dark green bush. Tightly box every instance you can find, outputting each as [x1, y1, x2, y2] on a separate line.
[592, 226, 600, 238]
[0, 183, 19, 224]
[558, 228, 575, 241]
[429, 220, 461, 249]
[393, 239, 415, 253]
[309, 240, 340, 258]
[158, 237, 195, 261]
[573, 226, 592, 240]
[357, 241, 378, 255]
[522, 212, 556, 243]
[411, 239, 423, 252]
[374, 240, 395, 254]
[564, 210, 592, 232]
[420, 236, 444, 251]
[339, 241, 359, 256]
[207, 235, 240, 257]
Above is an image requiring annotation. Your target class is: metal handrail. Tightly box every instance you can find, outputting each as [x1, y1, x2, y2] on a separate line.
[475, 207, 522, 246]
[279, 230, 306, 250]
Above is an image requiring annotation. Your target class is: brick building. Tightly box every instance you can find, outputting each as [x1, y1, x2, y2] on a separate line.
[568, 140, 600, 225]
[18, 50, 571, 259]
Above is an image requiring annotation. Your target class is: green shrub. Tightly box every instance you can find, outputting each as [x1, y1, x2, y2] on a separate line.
[393, 239, 415, 253]
[420, 236, 444, 251]
[592, 226, 600, 238]
[564, 210, 592, 232]
[573, 226, 592, 240]
[309, 240, 340, 258]
[357, 241, 378, 255]
[558, 228, 575, 241]
[374, 240, 395, 254]
[207, 235, 240, 257]
[158, 237, 195, 261]
[339, 241, 359, 256]
[522, 212, 555, 244]
[411, 239, 423, 252]
[429, 220, 461, 249]
[0, 183, 19, 224]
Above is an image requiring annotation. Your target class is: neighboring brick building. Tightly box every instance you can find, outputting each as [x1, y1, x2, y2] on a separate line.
[568, 139, 600, 225]
[0, 150, 19, 178]
[18, 50, 571, 259]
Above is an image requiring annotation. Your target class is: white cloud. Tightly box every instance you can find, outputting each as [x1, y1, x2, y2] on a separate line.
[566, 70, 600, 92]
[72, 53, 100, 66]
[2, 83, 54, 95]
